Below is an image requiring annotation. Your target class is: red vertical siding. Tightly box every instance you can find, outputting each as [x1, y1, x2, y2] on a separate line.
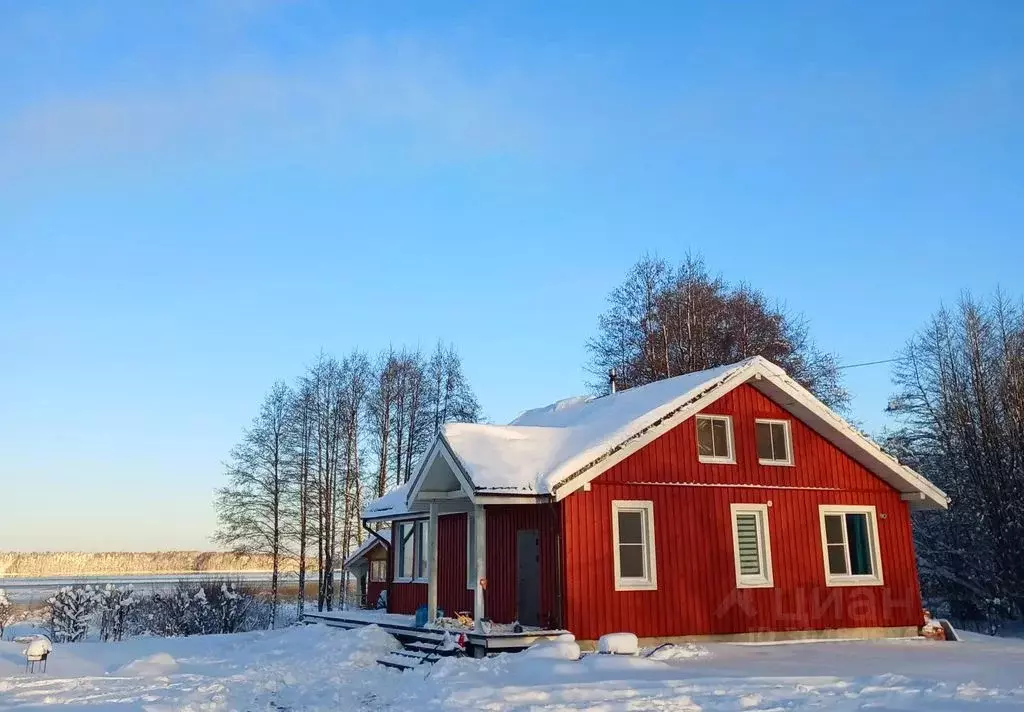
[387, 514, 475, 616]
[562, 383, 924, 641]
[483, 504, 561, 628]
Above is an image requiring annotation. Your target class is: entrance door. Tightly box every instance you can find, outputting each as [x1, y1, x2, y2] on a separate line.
[516, 529, 541, 627]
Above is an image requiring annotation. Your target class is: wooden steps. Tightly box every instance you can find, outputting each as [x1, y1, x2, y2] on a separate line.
[377, 634, 463, 670]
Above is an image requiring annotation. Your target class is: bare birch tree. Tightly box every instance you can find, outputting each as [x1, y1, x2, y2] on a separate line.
[215, 381, 291, 628]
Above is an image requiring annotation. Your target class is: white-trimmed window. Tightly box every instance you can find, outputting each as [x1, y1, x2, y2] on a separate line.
[395, 520, 429, 582]
[369, 559, 387, 583]
[696, 415, 734, 463]
[730, 504, 774, 588]
[755, 419, 792, 465]
[466, 514, 476, 590]
[612, 500, 657, 590]
[818, 505, 884, 586]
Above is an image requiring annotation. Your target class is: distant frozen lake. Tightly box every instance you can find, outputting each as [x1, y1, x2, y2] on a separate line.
[0, 572, 295, 604]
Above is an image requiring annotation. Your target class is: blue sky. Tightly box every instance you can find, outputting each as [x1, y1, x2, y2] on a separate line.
[2, 1, 1021, 551]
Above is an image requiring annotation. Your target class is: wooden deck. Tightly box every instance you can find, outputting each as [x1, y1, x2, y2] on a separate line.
[303, 609, 570, 656]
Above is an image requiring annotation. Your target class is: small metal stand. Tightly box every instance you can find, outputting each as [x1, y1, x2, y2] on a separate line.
[25, 651, 49, 674]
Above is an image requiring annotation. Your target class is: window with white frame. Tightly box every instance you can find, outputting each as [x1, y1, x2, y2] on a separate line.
[612, 500, 657, 590]
[466, 514, 476, 590]
[730, 504, 774, 588]
[819, 506, 883, 586]
[369, 559, 387, 583]
[696, 415, 734, 463]
[395, 520, 430, 581]
[755, 419, 792, 465]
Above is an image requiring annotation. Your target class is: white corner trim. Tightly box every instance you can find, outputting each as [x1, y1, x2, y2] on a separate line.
[465, 512, 476, 590]
[754, 418, 794, 466]
[611, 500, 658, 591]
[730, 503, 774, 589]
[696, 414, 736, 464]
[817, 504, 885, 587]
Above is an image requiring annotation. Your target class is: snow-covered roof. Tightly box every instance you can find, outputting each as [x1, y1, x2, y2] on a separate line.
[441, 360, 743, 495]
[361, 482, 425, 521]
[362, 356, 948, 514]
[342, 528, 390, 569]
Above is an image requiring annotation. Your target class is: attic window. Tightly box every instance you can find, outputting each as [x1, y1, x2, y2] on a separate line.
[696, 415, 734, 464]
[755, 419, 792, 465]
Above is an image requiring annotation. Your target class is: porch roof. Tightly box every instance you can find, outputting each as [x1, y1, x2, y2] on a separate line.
[342, 527, 390, 569]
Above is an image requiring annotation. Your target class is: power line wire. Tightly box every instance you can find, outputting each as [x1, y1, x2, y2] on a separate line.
[837, 358, 902, 370]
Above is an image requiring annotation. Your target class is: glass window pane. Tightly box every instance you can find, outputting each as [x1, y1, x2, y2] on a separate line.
[846, 513, 873, 575]
[712, 418, 729, 457]
[619, 543, 645, 578]
[618, 511, 644, 544]
[824, 514, 844, 545]
[771, 423, 788, 461]
[417, 521, 429, 579]
[755, 422, 774, 460]
[827, 543, 849, 575]
[400, 523, 414, 577]
[697, 418, 714, 456]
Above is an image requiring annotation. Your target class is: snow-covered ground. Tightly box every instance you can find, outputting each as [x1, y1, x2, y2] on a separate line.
[2, 624, 1024, 710]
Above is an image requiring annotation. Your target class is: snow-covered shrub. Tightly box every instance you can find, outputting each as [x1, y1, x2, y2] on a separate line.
[147, 582, 212, 637]
[202, 580, 260, 634]
[97, 584, 136, 642]
[0, 588, 12, 639]
[49, 585, 100, 642]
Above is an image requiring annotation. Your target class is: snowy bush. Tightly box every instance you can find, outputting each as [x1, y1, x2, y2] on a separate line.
[0, 588, 12, 639]
[49, 585, 100, 642]
[147, 582, 212, 637]
[203, 580, 262, 634]
[97, 584, 136, 642]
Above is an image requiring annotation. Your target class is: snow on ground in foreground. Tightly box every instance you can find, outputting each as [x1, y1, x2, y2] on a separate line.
[2, 625, 1024, 711]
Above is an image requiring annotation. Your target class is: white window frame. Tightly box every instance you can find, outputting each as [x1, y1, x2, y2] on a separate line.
[466, 513, 476, 590]
[696, 414, 735, 464]
[394, 519, 430, 583]
[755, 418, 793, 466]
[730, 503, 774, 589]
[611, 500, 658, 591]
[818, 505, 884, 587]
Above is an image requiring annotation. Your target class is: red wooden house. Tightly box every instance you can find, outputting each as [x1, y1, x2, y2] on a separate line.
[350, 356, 947, 644]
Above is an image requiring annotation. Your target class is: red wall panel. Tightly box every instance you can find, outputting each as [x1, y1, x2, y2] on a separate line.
[387, 514, 475, 616]
[483, 504, 561, 628]
[562, 383, 923, 640]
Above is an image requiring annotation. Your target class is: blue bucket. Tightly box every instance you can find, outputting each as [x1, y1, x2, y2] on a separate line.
[415, 605, 444, 627]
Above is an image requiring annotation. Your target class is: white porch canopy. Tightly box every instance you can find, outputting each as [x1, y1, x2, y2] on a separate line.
[406, 438, 487, 631]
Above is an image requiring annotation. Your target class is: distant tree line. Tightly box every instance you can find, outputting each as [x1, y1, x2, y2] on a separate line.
[215, 342, 479, 623]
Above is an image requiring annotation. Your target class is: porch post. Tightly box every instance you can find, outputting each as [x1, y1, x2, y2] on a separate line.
[473, 504, 487, 632]
[427, 501, 439, 623]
